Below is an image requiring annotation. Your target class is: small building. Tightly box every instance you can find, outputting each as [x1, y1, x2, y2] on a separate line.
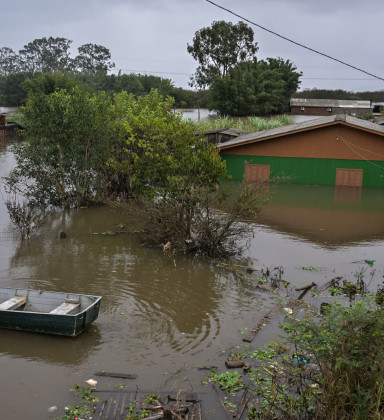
[218, 114, 384, 188]
[373, 102, 384, 115]
[290, 98, 373, 117]
[203, 128, 250, 145]
[0, 113, 23, 141]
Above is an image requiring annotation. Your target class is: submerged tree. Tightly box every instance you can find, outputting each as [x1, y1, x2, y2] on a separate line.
[6, 86, 118, 208]
[109, 90, 267, 256]
[7, 87, 267, 255]
[3, 191, 46, 239]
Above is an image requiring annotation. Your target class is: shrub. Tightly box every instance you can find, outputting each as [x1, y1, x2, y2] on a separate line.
[248, 299, 384, 419]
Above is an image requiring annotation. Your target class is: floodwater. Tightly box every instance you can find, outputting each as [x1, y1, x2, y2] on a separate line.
[0, 138, 384, 419]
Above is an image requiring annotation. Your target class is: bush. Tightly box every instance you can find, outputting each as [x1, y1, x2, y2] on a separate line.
[248, 299, 384, 419]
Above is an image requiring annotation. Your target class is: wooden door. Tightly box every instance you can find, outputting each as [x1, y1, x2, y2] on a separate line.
[335, 168, 363, 187]
[244, 164, 270, 182]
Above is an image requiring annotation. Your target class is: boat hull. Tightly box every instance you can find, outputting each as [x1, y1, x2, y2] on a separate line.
[0, 288, 102, 336]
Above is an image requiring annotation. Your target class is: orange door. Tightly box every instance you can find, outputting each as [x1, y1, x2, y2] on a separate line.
[335, 168, 363, 187]
[244, 164, 270, 182]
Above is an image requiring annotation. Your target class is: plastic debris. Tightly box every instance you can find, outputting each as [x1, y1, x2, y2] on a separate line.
[85, 379, 97, 386]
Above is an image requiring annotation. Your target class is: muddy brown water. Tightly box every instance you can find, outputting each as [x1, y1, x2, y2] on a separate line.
[0, 139, 383, 419]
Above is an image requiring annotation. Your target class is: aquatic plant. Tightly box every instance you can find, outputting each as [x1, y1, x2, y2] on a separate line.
[189, 114, 294, 134]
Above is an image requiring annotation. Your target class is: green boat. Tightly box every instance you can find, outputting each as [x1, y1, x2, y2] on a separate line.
[0, 287, 102, 336]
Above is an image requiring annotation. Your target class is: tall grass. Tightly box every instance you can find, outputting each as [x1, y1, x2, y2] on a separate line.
[189, 114, 294, 133]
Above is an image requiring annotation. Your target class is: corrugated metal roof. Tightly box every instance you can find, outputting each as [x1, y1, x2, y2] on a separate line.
[218, 114, 384, 149]
[290, 98, 373, 108]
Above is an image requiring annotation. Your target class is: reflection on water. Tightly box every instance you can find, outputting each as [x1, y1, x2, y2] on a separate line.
[0, 326, 102, 365]
[0, 139, 383, 419]
[256, 183, 384, 246]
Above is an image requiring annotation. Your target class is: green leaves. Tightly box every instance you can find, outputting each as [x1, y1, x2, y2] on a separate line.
[7, 86, 117, 208]
[187, 20, 258, 89]
[210, 58, 301, 116]
[111, 89, 225, 199]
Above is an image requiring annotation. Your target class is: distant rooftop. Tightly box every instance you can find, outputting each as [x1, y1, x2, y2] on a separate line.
[290, 98, 373, 109]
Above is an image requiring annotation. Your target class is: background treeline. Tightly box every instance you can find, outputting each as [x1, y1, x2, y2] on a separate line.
[0, 71, 206, 108]
[0, 36, 204, 108]
[294, 88, 384, 102]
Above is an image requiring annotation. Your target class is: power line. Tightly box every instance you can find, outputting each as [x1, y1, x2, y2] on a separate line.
[112, 69, 380, 83]
[302, 78, 378, 81]
[205, 0, 384, 83]
[110, 69, 191, 76]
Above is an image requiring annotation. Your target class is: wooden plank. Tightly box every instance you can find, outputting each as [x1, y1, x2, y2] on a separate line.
[112, 394, 121, 419]
[119, 393, 128, 420]
[95, 371, 137, 379]
[295, 282, 317, 300]
[49, 302, 80, 315]
[103, 396, 115, 420]
[242, 305, 279, 343]
[0, 296, 26, 311]
[212, 384, 233, 420]
[318, 276, 343, 292]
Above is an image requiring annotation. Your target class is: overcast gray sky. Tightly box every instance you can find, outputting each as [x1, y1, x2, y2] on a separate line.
[1, 0, 383, 92]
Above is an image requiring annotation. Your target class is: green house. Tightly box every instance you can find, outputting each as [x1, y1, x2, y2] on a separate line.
[218, 114, 384, 188]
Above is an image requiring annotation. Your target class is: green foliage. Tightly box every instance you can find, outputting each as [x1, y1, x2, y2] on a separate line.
[228, 345, 250, 361]
[144, 394, 159, 405]
[0, 36, 207, 108]
[208, 370, 245, 395]
[6, 86, 118, 208]
[329, 285, 343, 296]
[249, 349, 275, 361]
[110, 89, 225, 199]
[0, 71, 204, 108]
[74, 43, 115, 74]
[187, 20, 258, 89]
[18, 37, 73, 74]
[190, 114, 294, 133]
[61, 384, 99, 420]
[0, 72, 31, 105]
[0, 47, 19, 75]
[248, 299, 384, 419]
[21, 72, 81, 96]
[210, 58, 301, 116]
[294, 88, 384, 102]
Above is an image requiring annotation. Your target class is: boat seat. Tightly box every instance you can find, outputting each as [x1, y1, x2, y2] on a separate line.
[0, 296, 27, 310]
[50, 302, 80, 315]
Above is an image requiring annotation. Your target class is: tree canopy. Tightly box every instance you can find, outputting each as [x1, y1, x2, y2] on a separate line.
[187, 20, 258, 89]
[18, 37, 73, 74]
[7, 87, 117, 208]
[0, 37, 114, 76]
[210, 58, 302, 116]
[74, 43, 115, 74]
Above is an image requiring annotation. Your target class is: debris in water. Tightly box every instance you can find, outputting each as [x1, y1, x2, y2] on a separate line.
[86, 379, 97, 386]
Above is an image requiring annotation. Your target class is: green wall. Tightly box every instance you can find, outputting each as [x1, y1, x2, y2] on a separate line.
[221, 154, 384, 188]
